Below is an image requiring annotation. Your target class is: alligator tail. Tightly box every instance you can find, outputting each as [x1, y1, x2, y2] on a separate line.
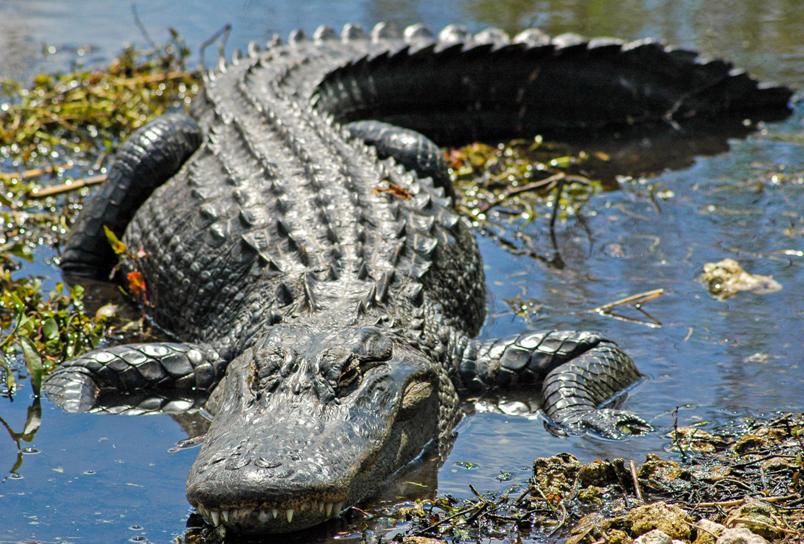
[312, 24, 793, 143]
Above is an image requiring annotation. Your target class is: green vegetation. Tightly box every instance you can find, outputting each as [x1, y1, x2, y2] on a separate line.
[0, 33, 198, 396]
[447, 138, 606, 226]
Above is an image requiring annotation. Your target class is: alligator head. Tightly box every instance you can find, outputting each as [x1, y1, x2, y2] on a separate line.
[186, 323, 443, 534]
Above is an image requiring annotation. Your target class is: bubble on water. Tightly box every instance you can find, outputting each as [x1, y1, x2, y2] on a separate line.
[83, 469, 96, 476]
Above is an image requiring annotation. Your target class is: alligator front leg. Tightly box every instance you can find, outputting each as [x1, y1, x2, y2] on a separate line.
[60, 113, 202, 279]
[458, 331, 652, 439]
[43, 342, 226, 414]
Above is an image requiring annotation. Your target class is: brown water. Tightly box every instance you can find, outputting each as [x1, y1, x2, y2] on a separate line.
[0, 1, 801, 542]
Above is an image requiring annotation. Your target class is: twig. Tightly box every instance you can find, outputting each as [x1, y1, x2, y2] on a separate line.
[468, 484, 487, 503]
[590, 288, 665, 314]
[672, 406, 688, 462]
[547, 500, 569, 536]
[728, 517, 798, 535]
[548, 176, 566, 233]
[116, 70, 193, 87]
[630, 460, 644, 502]
[0, 162, 73, 181]
[28, 174, 107, 198]
[199, 23, 232, 70]
[130, 3, 157, 50]
[514, 486, 532, 505]
[692, 494, 799, 509]
[531, 483, 558, 515]
[478, 172, 564, 213]
[349, 506, 372, 518]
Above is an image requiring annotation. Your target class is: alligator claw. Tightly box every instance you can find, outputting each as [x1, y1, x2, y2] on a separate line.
[580, 409, 653, 439]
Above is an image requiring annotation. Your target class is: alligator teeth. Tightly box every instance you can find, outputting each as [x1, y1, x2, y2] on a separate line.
[221, 510, 229, 523]
[319, 501, 325, 513]
[210, 510, 221, 527]
[325, 502, 333, 516]
[258, 510, 270, 522]
[197, 505, 207, 517]
[271, 508, 279, 519]
[286, 509, 294, 523]
[299, 502, 307, 511]
[335, 502, 344, 514]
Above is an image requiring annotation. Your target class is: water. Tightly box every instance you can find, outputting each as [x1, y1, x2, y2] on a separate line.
[1, 1, 801, 542]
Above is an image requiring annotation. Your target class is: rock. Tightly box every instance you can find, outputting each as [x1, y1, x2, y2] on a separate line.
[577, 485, 604, 504]
[700, 258, 781, 300]
[666, 427, 719, 453]
[724, 498, 785, 540]
[403, 537, 446, 544]
[638, 454, 687, 481]
[627, 501, 693, 540]
[578, 459, 618, 486]
[608, 529, 633, 544]
[694, 519, 726, 544]
[634, 529, 672, 544]
[715, 527, 768, 544]
[532, 453, 582, 495]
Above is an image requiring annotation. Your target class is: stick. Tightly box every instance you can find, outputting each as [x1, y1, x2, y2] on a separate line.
[630, 460, 644, 502]
[117, 70, 193, 87]
[28, 174, 107, 198]
[414, 504, 480, 535]
[0, 162, 73, 181]
[692, 494, 798, 509]
[478, 172, 564, 213]
[130, 2, 157, 50]
[672, 406, 688, 462]
[590, 288, 665, 314]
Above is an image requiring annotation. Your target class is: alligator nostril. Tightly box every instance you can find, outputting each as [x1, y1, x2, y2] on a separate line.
[225, 455, 251, 470]
[254, 457, 282, 469]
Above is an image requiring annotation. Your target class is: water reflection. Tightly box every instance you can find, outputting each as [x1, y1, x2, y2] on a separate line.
[0, 397, 41, 479]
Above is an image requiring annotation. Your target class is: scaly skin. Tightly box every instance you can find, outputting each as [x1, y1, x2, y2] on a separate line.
[44, 22, 792, 535]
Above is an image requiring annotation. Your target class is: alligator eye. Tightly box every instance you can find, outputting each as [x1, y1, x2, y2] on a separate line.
[336, 357, 361, 395]
[398, 379, 434, 420]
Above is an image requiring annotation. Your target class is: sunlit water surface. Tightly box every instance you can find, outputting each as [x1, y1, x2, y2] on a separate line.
[0, 1, 801, 542]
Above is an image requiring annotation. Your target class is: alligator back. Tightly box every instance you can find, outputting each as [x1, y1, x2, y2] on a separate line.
[124, 24, 791, 355]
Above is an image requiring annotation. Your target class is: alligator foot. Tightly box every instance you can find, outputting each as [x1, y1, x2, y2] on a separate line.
[43, 342, 226, 414]
[345, 120, 454, 198]
[564, 408, 652, 440]
[60, 113, 202, 279]
[458, 330, 652, 439]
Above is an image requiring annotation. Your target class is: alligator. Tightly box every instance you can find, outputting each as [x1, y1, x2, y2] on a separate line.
[42, 22, 792, 535]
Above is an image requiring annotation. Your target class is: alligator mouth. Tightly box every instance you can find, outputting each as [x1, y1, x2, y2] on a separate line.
[194, 496, 348, 532]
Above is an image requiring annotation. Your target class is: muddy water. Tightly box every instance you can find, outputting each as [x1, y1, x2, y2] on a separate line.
[0, 1, 801, 542]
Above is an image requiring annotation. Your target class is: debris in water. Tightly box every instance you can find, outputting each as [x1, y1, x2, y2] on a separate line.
[700, 258, 782, 300]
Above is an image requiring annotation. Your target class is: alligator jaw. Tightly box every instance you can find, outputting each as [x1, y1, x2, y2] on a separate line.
[193, 498, 347, 533]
